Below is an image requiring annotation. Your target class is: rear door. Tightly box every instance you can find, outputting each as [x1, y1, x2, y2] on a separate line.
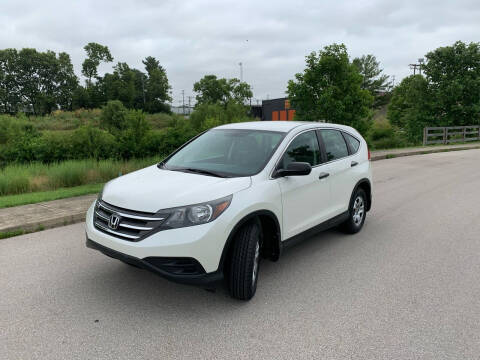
[275, 130, 331, 239]
[317, 129, 353, 216]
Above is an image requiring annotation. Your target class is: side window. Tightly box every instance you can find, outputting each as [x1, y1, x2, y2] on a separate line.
[344, 133, 360, 153]
[279, 131, 321, 169]
[320, 130, 349, 161]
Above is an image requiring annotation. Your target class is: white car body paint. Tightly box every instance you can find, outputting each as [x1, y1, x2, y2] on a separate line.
[86, 121, 372, 276]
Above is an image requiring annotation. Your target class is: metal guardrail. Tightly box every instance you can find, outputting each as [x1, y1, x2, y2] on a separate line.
[423, 126, 480, 145]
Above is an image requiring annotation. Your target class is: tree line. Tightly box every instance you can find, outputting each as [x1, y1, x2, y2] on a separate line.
[1, 40, 479, 145]
[0, 43, 171, 115]
[288, 40, 480, 142]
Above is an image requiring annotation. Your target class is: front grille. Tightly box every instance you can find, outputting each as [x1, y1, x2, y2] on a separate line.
[94, 200, 165, 241]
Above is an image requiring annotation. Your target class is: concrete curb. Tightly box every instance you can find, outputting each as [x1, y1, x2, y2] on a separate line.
[0, 213, 85, 235]
[1, 145, 480, 239]
[370, 144, 480, 161]
[0, 194, 96, 239]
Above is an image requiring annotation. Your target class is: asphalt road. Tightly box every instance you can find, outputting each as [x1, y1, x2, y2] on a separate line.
[2, 150, 480, 360]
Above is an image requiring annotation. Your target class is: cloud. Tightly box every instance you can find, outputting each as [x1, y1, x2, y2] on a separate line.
[1, 0, 479, 103]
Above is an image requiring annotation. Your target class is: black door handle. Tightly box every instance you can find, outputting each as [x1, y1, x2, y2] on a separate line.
[351, 161, 358, 167]
[318, 172, 329, 180]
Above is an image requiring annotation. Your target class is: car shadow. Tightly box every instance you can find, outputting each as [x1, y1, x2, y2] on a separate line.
[81, 226, 363, 318]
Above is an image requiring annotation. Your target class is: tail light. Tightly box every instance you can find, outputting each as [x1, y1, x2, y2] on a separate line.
[368, 148, 371, 160]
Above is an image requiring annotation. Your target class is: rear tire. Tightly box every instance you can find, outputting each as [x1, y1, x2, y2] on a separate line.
[228, 221, 262, 300]
[341, 188, 367, 234]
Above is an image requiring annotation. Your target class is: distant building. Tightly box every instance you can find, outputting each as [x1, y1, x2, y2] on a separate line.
[261, 98, 296, 121]
[171, 105, 194, 116]
[250, 104, 263, 119]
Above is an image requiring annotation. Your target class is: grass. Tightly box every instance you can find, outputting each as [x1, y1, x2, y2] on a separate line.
[0, 157, 162, 197]
[0, 229, 25, 239]
[4, 109, 179, 131]
[0, 224, 48, 240]
[0, 183, 103, 209]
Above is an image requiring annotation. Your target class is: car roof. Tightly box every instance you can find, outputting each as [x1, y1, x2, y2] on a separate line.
[215, 121, 351, 133]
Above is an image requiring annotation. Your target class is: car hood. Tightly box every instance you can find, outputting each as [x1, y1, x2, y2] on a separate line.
[101, 165, 251, 213]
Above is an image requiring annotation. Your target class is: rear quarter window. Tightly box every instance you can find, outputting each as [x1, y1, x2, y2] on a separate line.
[344, 133, 361, 153]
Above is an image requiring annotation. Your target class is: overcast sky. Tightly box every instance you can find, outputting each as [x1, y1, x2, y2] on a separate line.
[1, 0, 479, 105]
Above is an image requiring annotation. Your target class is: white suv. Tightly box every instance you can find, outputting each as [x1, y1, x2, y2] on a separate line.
[86, 121, 372, 300]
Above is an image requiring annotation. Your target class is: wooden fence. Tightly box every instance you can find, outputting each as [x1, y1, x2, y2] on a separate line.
[423, 126, 480, 145]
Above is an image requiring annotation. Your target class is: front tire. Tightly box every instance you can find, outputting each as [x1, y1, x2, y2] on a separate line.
[228, 221, 262, 300]
[341, 188, 367, 234]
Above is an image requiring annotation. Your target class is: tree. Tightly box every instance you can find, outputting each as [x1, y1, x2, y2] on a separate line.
[193, 75, 253, 106]
[387, 75, 434, 142]
[287, 44, 373, 135]
[352, 54, 390, 108]
[96, 57, 171, 113]
[0, 49, 22, 113]
[142, 56, 171, 113]
[423, 41, 480, 126]
[56, 52, 79, 110]
[81, 43, 113, 86]
[387, 41, 480, 143]
[101, 62, 137, 108]
[0, 48, 78, 115]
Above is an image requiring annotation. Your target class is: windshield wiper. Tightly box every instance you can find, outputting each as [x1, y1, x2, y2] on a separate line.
[172, 167, 227, 178]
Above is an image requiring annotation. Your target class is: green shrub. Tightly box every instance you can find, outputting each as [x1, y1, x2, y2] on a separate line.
[0, 115, 30, 144]
[0, 105, 253, 167]
[70, 126, 117, 160]
[118, 110, 151, 159]
[145, 112, 178, 129]
[368, 121, 410, 150]
[30, 131, 73, 162]
[190, 102, 251, 130]
[101, 100, 128, 132]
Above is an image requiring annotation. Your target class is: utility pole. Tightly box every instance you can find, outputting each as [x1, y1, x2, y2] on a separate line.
[391, 75, 395, 89]
[239, 62, 243, 82]
[187, 96, 193, 114]
[409, 58, 424, 76]
[181, 90, 185, 116]
[409, 63, 420, 75]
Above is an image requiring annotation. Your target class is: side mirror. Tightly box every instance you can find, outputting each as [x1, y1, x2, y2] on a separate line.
[274, 162, 312, 178]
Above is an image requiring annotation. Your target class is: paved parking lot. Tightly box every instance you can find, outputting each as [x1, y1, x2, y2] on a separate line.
[2, 150, 480, 359]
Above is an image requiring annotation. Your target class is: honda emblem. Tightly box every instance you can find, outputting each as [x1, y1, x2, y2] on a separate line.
[108, 213, 121, 230]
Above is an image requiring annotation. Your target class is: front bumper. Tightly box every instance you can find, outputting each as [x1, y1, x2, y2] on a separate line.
[85, 201, 232, 286]
[86, 237, 223, 286]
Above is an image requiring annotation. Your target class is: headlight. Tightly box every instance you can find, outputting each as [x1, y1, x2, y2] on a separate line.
[161, 195, 232, 229]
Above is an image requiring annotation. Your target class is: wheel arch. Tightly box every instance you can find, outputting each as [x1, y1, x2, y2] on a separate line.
[351, 178, 372, 211]
[219, 210, 281, 274]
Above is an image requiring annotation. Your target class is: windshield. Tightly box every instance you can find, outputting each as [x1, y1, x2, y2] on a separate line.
[162, 129, 285, 177]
